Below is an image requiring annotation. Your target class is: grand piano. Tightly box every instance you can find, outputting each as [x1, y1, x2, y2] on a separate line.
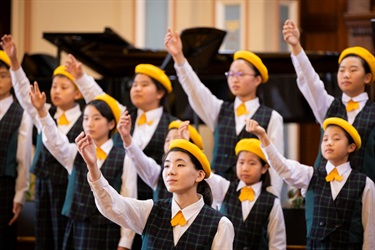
[21, 27, 342, 123]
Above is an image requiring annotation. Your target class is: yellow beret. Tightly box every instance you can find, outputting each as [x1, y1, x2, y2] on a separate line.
[168, 120, 204, 150]
[94, 93, 121, 134]
[234, 50, 268, 83]
[322, 117, 361, 150]
[168, 139, 211, 178]
[338, 46, 375, 83]
[235, 138, 268, 164]
[0, 50, 11, 67]
[135, 64, 172, 94]
[53, 65, 76, 85]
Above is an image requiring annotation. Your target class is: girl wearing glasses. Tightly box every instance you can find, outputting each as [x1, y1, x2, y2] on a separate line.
[164, 29, 284, 198]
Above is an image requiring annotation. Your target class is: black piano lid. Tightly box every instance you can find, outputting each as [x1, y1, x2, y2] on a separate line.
[43, 27, 169, 77]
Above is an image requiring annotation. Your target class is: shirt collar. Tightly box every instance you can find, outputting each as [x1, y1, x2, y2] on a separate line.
[137, 106, 163, 123]
[171, 195, 204, 221]
[342, 92, 368, 104]
[96, 138, 114, 156]
[234, 97, 260, 110]
[325, 160, 351, 176]
[54, 104, 81, 122]
[236, 180, 262, 196]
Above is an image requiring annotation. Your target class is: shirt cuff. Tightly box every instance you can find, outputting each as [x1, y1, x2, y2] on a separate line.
[87, 172, 106, 190]
[14, 190, 27, 205]
[37, 112, 55, 126]
[118, 235, 134, 249]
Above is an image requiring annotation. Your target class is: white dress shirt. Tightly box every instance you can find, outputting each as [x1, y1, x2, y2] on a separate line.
[174, 60, 284, 197]
[262, 142, 375, 249]
[291, 49, 369, 126]
[206, 174, 286, 249]
[88, 174, 235, 249]
[0, 95, 32, 205]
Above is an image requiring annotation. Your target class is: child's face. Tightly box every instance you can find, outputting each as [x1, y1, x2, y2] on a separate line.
[50, 75, 81, 110]
[321, 125, 356, 166]
[162, 151, 204, 194]
[337, 56, 371, 97]
[164, 129, 179, 153]
[83, 105, 115, 146]
[236, 151, 267, 186]
[130, 74, 164, 112]
[0, 66, 12, 100]
[227, 59, 261, 101]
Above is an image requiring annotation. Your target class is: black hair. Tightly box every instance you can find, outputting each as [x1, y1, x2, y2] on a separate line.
[162, 147, 213, 206]
[0, 60, 10, 70]
[84, 99, 116, 138]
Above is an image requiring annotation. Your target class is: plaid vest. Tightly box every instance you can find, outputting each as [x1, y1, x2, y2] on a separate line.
[305, 166, 366, 246]
[65, 146, 124, 225]
[212, 102, 272, 181]
[142, 199, 223, 250]
[220, 180, 275, 249]
[315, 98, 375, 182]
[30, 107, 83, 184]
[0, 102, 23, 178]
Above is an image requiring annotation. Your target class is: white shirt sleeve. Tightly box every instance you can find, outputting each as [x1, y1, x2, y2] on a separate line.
[124, 141, 161, 190]
[75, 73, 127, 113]
[205, 173, 230, 206]
[291, 49, 335, 125]
[267, 198, 287, 250]
[14, 111, 33, 205]
[174, 61, 224, 131]
[267, 111, 285, 197]
[37, 113, 77, 174]
[211, 216, 234, 250]
[261, 143, 313, 190]
[89, 174, 154, 235]
[362, 177, 375, 249]
[10, 67, 42, 131]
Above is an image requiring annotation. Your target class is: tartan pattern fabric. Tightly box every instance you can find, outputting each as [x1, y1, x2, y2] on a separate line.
[67, 147, 124, 224]
[0, 177, 17, 250]
[142, 199, 223, 250]
[62, 218, 120, 250]
[315, 98, 375, 182]
[31, 108, 84, 184]
[220, 180, 275, 249]
[0, 102, 23, 177]
[305, 166, 366, 247]
[212, 102, 272, 181]
[34, 178, 69, 250]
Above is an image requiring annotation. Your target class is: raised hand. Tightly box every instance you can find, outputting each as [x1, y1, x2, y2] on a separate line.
[0, 34, 20, 70]
[245, 119, 270, 147]
[65, 54, 84, 79]
[29, 81, 47, 118]
[282, 19, 300, 46]
[117, 111, 132, 147]
[178, 120, 190, 141]
[75, 132, 101, 181]
[164, 28, 185, 65]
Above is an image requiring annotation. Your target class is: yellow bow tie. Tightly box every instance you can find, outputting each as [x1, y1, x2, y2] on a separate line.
[57, 113, 70, 125]
[236, 103, 249, 117]
[170, 211, 187, 227]
[239, 186, 255, 202]
[325, 168, 343, 182]
[346, 99, 359, 112]
[137, 113, 153, 126]
[96, 147, 107, 161]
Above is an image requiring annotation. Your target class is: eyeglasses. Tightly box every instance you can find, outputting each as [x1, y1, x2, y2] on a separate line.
[224, 71, 256, 79]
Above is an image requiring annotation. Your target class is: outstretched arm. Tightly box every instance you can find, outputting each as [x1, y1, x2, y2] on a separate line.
[164, 28, 186, 66]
